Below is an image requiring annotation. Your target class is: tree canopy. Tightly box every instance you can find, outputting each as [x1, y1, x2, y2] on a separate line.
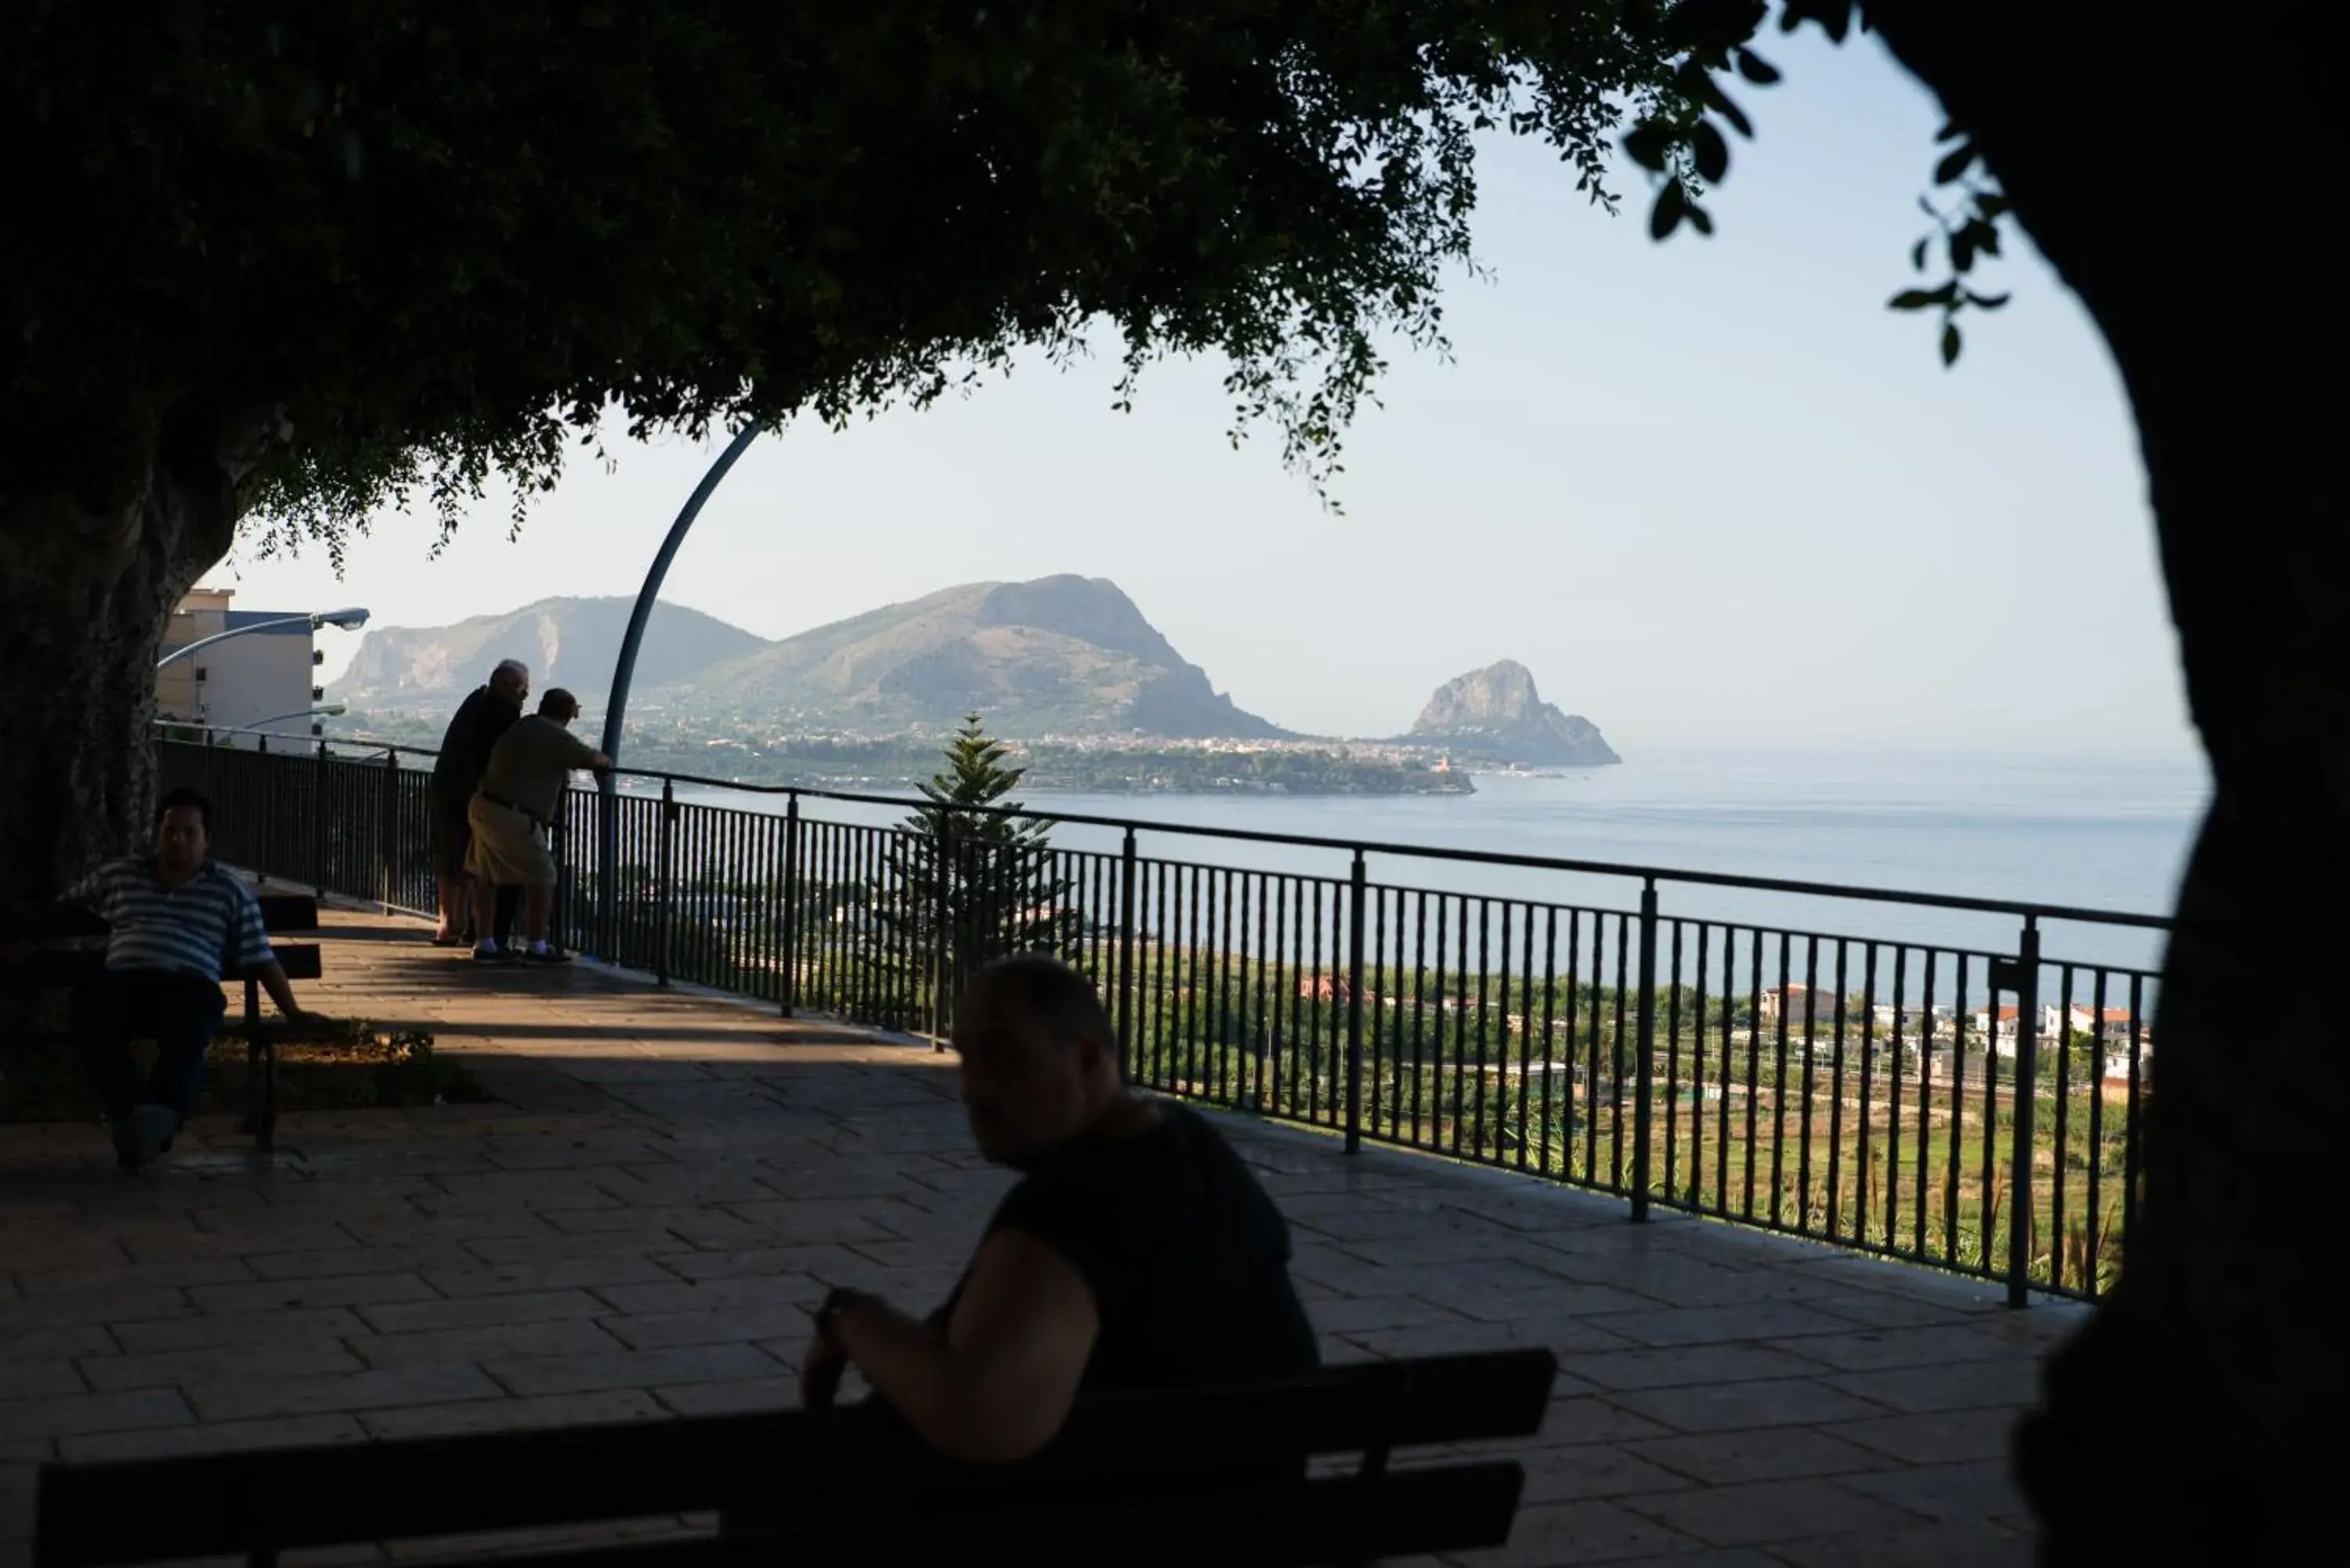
[1, 0, 1755, 553]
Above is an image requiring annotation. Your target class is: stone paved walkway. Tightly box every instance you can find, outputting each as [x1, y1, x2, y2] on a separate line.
[1, 907, 2086, 1566]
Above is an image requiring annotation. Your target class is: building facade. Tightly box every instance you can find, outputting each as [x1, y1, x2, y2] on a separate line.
[155, 589, 324, 749]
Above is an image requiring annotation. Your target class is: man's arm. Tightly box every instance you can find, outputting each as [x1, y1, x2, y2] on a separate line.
[255, 960, 323, 1027]
[826, 1228, 1099, 1465]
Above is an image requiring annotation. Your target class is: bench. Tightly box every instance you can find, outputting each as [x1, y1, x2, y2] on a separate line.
[34, 1347, 1556, 1568]
[1, 892, 320, 1151]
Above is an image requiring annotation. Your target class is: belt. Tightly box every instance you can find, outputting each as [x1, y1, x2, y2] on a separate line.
[479, 791, 551, 830]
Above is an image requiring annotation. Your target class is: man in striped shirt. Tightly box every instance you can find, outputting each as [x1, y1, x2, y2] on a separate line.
[64, 787, 325, 1169]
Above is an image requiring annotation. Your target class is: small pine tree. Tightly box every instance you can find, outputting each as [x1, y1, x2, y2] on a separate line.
[877, 714, 1069, 1020]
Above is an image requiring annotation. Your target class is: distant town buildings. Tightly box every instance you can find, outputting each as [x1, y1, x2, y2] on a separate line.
[154, 588, 324, 749]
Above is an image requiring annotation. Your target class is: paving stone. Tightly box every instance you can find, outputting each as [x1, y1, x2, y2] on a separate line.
[190, 1274, 440, 1313]
[0, 1288, 193, 1331]
[82, 1342, 367, 1392]
[590, 1274, 824, 1317]
[1759, 1323, 2023, 1372]
[1825, 1407, 2022, 1466]
[14, 1257, 256, 1296]
[355, 1292, 610, 1335]
[484, 1342, 782, 1397]
[1626, 1426, 1896, 1487]
[0, 1389, 192, 1442]
[0, 1362, 81, 1401]
[187, 1364, 504, 1422]
[59, 1412, 367, 1464]
[1817, 1358, 2043, 1415]
[0, 1325, 116, 1364]
[112, 1307, 367, 1354]
[421, 1256, 679, 1298]
[1511, 1443, 1696, 1506]
[1579, 1302, 1862, 1349]
[653, 1378, 801, 1418]
[1764, 1519, 2036, 1567]
[348, 1320, 625, 1368]
[1618, 1477, 1919, 1546]
[1611, 1378, 1892, 1435]
[359, 1389, 669, 1441]
[599, 1306, 815, 1351]
[1837, 1459, 2031, 1524]
[657, 1245, 869, 1282]
[1556, 1344, 1833, 1393]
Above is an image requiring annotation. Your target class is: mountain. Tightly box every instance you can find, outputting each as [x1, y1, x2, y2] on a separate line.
[660, 576, 1289, 739]
[1406, 660, 1619, 766]
[332, 597, 768, 713]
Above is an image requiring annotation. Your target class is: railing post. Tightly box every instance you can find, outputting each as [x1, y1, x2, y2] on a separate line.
[1632, 879, 1659, 1222]
[931, 829, 956, 1046]
[311, 739, 328, 898]
[378, 748, 399, 913]
[653, 777, 676, 988]
[779, 791, 801, 1018]
[2005, 918, 2042, 1308]
[550, 788, 570, 952]
[1115, 827, 1138, 1078]
[1344, 850, 1368, 1155]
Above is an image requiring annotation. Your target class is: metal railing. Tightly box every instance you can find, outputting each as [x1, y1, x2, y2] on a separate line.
[161, 735, 2165, 1306]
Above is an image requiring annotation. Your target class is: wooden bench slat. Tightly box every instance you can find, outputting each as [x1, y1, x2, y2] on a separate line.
[460, 1463, 1527, 1568]
[35, 1352, 1555, 1566]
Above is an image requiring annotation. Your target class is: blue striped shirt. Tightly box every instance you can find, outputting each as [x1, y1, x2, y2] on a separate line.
[69, 858, 273, 979]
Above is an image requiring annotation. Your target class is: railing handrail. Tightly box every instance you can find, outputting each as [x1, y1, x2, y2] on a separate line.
[157, 725, 2175, 932]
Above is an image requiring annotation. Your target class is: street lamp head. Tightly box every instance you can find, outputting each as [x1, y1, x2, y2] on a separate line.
[316, 703, 349, 717]
[314, 607, 370, 630]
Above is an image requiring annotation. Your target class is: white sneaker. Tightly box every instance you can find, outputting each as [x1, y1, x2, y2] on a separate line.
[129, 1104, 178, 1168]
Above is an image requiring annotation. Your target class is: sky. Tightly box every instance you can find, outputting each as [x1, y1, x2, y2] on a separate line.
[202, 30, 2198, 764]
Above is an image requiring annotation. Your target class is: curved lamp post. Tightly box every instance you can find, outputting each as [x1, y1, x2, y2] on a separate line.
[155, 606, 370, 670]
[594, 422, 766, 959]
[244, 703, 349, 742]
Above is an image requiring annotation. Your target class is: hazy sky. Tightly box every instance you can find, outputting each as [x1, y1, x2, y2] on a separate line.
[204, 31, 2196, 762]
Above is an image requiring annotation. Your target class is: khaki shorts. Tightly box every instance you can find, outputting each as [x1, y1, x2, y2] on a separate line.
[465, 796, 556, 887]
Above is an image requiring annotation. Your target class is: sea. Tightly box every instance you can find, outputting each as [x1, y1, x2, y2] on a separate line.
[667, 746, 2210, 980]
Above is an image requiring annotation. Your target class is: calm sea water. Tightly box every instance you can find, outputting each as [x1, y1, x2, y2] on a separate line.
[669, 747, 2209, 977]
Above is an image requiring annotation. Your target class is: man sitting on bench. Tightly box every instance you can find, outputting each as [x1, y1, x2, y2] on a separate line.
[64, 787, 327, 1170]
[801, 954, 1319, 1464]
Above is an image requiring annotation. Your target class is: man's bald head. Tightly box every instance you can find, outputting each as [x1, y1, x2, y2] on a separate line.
[490, 659, 530, 703]
[953, 954, 1123, 1165]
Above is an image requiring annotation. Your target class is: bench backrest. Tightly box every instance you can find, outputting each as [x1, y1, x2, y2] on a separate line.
[37, 1349, 1556, 1566]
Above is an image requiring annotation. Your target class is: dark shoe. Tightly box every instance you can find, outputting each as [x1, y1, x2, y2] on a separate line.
[429, 932, 468, 948]
[472, 941, 519, 965]
[109, 1115, 141, 1171]
[518, 945, 572, 966]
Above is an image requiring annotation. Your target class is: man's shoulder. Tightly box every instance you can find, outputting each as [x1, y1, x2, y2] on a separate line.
[197, 862, 262, 903]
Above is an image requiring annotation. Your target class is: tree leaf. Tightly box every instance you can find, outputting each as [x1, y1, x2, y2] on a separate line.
[1933, 140, 1976, 185]
[1650, 182, 1687, 240]
[1888, 286, 1950, 311]
[1940, 321, 1962, 366]
[1687, 202, 1715, 236]
[1965, 291, 2012, 310]
[1692, 121, 1729, 183]
[1735, 49, 1781, 84]
[1911, 237, 1929, 272]
[1623, 122, 1672, 173]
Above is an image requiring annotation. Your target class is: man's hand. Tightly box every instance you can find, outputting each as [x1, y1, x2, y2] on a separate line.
[285, 1009, 335, 1038]
[800, 1323, 848, 1411]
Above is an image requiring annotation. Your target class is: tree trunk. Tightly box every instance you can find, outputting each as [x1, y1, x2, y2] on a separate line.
[0, 449, 240, 901]
[1867, 5, 2343, 1556]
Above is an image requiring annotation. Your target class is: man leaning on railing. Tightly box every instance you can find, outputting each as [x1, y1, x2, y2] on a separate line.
[1, 786, 331, 1171]
[464, 687, 611, 966]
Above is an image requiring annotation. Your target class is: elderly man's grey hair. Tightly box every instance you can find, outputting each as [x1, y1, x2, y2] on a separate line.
[493, 659, 530, 683]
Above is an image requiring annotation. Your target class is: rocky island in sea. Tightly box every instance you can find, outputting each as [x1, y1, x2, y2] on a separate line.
[1403, 659, 1619, 768]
